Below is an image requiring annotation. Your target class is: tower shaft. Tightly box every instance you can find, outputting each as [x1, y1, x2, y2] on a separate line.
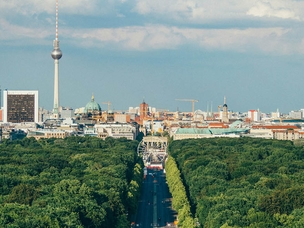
[51, 0, 62, 119]
[53, 59, 59, 117]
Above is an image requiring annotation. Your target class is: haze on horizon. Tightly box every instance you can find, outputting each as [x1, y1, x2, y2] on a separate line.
[1, 0, 304, 114]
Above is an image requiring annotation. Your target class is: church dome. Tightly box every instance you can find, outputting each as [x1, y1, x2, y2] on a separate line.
[85, 95, 101, 114]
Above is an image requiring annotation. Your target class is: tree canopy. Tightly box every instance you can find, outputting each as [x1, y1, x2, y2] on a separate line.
[0, 136, 143, 227]
[168, 137, 304, 227]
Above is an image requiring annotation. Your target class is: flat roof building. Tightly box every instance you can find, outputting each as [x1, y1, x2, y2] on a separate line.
[3, 90, 39, 123]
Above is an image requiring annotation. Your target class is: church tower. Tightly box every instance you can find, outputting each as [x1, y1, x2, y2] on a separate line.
[222, 96, 229, 123]
[139, 100, 149, 125]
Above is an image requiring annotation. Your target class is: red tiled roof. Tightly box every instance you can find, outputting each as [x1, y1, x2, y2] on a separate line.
[252, 125, 299, 129]
[208, 123, 229, 128]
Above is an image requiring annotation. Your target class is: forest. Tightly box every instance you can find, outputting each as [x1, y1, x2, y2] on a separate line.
[0, 136, 143, 228]
[168, 137, 304, 227]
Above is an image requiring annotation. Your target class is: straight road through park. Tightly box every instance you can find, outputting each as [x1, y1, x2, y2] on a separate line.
[133, 168, 177, 227]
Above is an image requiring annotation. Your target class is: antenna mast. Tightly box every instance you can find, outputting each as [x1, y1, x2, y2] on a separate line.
[55, 0, 59, 41]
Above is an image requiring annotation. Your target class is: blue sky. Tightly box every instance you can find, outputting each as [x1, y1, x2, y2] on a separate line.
[1, 0, 304, 113]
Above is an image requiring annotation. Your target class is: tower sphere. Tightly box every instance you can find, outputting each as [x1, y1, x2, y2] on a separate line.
[51, 48, 62, 60]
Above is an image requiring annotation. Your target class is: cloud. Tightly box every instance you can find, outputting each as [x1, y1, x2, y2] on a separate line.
[134, 0, 304, 23]
[0, 19, 51, 40]
[247, 1, 300, 20]
[1, 0, 304, 24]
[134, 0, 214, 21]
[0, 0, 108, 16]
[1, 0, 304, 54]
[67, 25, 184, 50]
[1, 16, 302, 55]
[65, 25, 302, 54]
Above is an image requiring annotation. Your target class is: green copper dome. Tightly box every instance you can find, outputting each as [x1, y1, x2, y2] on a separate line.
[85, 95, 101, 114]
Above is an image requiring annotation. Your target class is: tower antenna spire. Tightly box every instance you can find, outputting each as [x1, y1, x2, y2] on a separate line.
[51, 0, 63, 119]
[55, 0, 59, 41]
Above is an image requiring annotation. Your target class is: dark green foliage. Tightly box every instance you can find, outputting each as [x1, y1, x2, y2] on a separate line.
[0, 136, 143, 227]
[168, 138, 304, 227]
[5, 184, 39, 205]
[259, 186, 304, 215]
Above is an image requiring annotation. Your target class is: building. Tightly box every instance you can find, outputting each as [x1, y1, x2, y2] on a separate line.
[139, 101, 149, 125]
[143, 120, 165, 134]
[61, 107, 74, 119]
[172, 120, 249, 140]
[3, 90, 38, 123]
[272, 129, 304, 140]
[271, 109, 280, 119]
[289, 110, 302, 119]
[172, 127, 248, 140]
[222, 97, 229, 123]
[114, 113, 131, 123]
[248, 110, 261, 122]
[27, 129, 68, 140]
[94, 123, 139, 140]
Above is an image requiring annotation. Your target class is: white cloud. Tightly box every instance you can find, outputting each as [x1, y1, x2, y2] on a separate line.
[1, 0, 304, 23]
[134, 0, 304, 22]
[1, 18, 301, 54]
[64, 25, 303, 54]
[0, 19, 51, 40]
[133, 0, 245, 21]
[247, 1, 300, 20]
[0, 0, 107, 16]
[134, 0, 211, 21]
[67, 25, 184, 50]
[1, 0, 304, 54]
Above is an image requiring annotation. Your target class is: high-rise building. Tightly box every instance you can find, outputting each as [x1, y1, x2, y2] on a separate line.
[3, 90, 39, 123]
[248, 109, 261, 122]
[51, 0, 62, 119]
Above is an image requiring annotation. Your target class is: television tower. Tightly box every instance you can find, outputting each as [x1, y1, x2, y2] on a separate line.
[51, 0, 62, 119]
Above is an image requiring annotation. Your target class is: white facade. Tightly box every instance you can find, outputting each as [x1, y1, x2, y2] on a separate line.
[94, 123, 138, 140]
[128, 107, 139, 114]
[248, 110, 261, 122]
[114, 113, 128, 123]
[3, 90, 39, 123]
[289, 111, 302, 119]
[249, 129, 273, 139]
[271, 110, 280, 119]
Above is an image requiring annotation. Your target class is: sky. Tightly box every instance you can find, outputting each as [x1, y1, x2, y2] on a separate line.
[1, 0, 304, 114]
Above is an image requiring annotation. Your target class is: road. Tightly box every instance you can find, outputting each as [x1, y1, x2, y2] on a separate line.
[133, 168, 177, 227]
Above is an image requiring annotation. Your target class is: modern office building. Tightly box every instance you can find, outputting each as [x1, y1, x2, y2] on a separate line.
[3, 90, 39, 123]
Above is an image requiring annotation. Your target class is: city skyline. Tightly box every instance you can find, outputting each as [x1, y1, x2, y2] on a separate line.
[1, 0, 304, 113]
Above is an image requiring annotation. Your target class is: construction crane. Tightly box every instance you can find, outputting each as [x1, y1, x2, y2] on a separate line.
[102, 101, 111, 111]
[175, 99, 199, 118]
